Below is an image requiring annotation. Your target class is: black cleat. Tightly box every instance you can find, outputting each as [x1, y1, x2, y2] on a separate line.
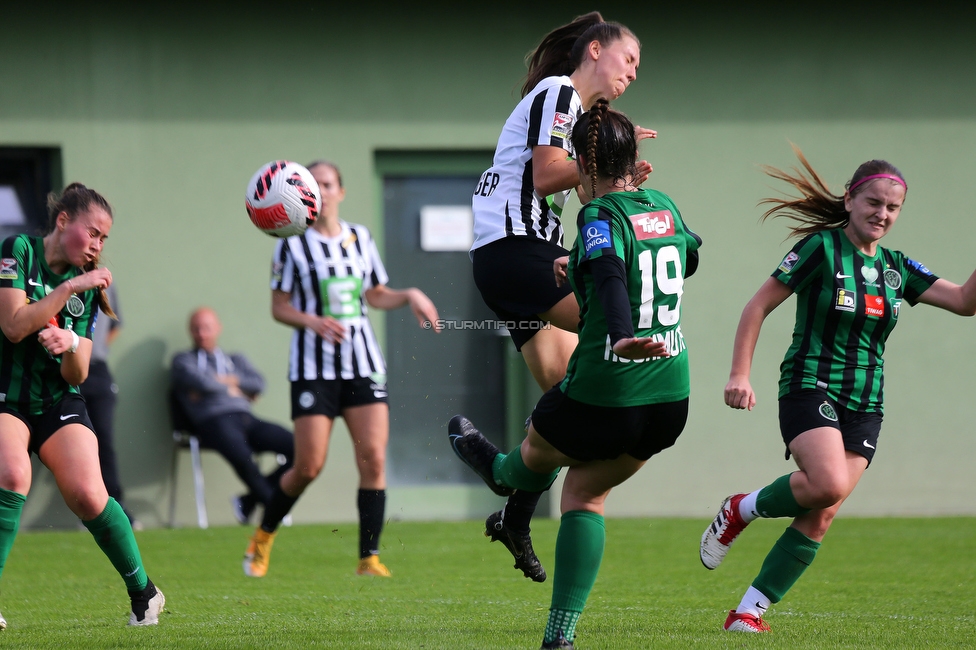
[448, 415, 513, 497]
[486, 510, 546, 582]
[541, 630, 574, 649]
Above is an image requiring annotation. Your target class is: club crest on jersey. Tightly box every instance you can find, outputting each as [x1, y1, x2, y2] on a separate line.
[864, 294, 884, 317]
[66, 294, 85, 317]
[778, 252, 799, 273]
[630, 211, 675, 240]
[0, 258, 17, 280]
[883, 268, 902, 289]
[834, 289, 856, 312]
[818, 401, 838, 421]
[583, 221, 611, 258]
[550, 112, 573, 139]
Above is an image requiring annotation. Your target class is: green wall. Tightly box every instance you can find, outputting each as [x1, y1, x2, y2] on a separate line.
[3, 2, 975, 527]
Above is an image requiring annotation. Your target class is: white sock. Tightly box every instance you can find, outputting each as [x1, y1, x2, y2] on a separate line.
[736, 585, 771, 618]
[738, 489, 762, 523]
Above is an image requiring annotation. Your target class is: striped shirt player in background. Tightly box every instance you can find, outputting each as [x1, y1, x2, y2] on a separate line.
[0, 184, 163, 627]
[451, 99, 701, 650]
[242, 161, 440, 579]
[469, 10, 655, 584]
[700, 148, 976, 633]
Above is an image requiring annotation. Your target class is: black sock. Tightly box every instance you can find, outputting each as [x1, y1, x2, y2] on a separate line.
[358, 489, 386, 559]
[240, 493, 257, 519]
[502, 490, 542, 533]
[261, 486, 298, 533]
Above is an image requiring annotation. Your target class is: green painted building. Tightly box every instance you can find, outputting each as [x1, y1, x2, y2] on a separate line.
[3, 2, 974, 528]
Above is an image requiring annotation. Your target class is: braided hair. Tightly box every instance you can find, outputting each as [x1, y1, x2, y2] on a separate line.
[570, 98, 639, 199]
[46, 183, 117, 319]
[760, 145, 907, 239]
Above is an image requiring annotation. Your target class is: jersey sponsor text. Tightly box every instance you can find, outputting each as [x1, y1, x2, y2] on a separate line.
[602, 326, 686, 363]
[583, 222, 611, 257]
[864, 294, 884, 317]
[630, 211, 675, 240]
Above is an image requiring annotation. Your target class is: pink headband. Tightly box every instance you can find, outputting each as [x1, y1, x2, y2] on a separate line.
[848, 173, 907, 194]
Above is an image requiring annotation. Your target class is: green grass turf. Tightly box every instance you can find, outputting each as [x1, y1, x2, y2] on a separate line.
[1, 517, 972, 648]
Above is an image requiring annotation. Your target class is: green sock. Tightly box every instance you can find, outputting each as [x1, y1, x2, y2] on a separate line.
[755, 473, 811, 518]
[83, 497, 147, 591]
[0, 488, 26, 581]
[544, 510, 605, 644]
[493, 448, 559, 492]
[751, 526, 821, 602]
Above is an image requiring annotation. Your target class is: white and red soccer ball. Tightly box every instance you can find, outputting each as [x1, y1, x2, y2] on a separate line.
[245, 161, 320, 237]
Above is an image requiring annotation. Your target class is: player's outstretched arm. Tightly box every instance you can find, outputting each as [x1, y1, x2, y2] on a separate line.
[365, 286, 441, 332]
[725, 277, 793, 411]
[916, 271, 976, 316]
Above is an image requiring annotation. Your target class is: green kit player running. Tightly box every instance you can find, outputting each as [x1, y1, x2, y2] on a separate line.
[0, 184, 164, 628]
[451, 99, 702, 650]
[700, 149, 976, 633]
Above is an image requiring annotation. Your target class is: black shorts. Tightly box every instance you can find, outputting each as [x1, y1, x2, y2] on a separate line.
[530, 387, 688, 462]
[472, 237, 574, 351]
[779, 389, 882, 464]
[290, 377, 388, 420]
[0, 393, 95, 455]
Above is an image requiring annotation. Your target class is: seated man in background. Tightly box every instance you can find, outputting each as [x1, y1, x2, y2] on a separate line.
[171, 307, 294, 524]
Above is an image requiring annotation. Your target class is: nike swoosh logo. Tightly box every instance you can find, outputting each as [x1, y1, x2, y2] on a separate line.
[27, 278, 42, 287]
[59, 414, 79, 421]
[863, 440, 875, 449]
[836, 273, 851, 279]
[124, 567, 142, 577]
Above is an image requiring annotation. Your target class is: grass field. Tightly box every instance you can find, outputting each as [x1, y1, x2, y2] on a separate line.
[1, 517, 973, 648]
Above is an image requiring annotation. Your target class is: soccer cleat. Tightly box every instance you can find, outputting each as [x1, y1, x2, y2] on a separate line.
[541, 630, 574, 649]
[486, 510, 546, 582]
[356, 555, 392, 577]
[448, 415, 513, 497]
[243, 528, 277, 577]
[700, 493, 749, 570]
[0, 609, 6, 630]
[724, 609, 770, 633]
[128, 579, 165, 626]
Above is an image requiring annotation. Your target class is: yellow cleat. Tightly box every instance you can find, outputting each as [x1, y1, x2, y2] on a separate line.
[243, 528, 277, 577]
[356, 555, 392, 577]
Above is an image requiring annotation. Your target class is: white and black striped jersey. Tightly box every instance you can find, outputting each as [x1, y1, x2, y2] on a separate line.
[271, 221, 389, 381]
[471, 75, 583, 253]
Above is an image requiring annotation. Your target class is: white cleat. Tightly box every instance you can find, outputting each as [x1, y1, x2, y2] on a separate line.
[700, 494, 749, 570]
[128, 581, 165, 626]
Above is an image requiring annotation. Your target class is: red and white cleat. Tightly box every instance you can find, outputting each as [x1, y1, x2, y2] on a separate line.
[724, 609, 770, 633]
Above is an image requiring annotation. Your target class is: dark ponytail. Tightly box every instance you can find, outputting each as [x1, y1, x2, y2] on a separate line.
[522, 12, 638, 97]
[46, 183, 117, 319]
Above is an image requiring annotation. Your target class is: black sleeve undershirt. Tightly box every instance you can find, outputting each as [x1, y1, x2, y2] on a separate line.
[588, 254, 633, 346]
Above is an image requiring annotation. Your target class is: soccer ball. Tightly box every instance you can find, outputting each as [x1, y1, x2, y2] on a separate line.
[245, 161, 320, 237]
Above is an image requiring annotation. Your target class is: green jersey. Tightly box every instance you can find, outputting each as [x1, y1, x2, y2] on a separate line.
[773, 229, 938, 413]
[0, 234, 97, 415]
[560, 189, 701, 407]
